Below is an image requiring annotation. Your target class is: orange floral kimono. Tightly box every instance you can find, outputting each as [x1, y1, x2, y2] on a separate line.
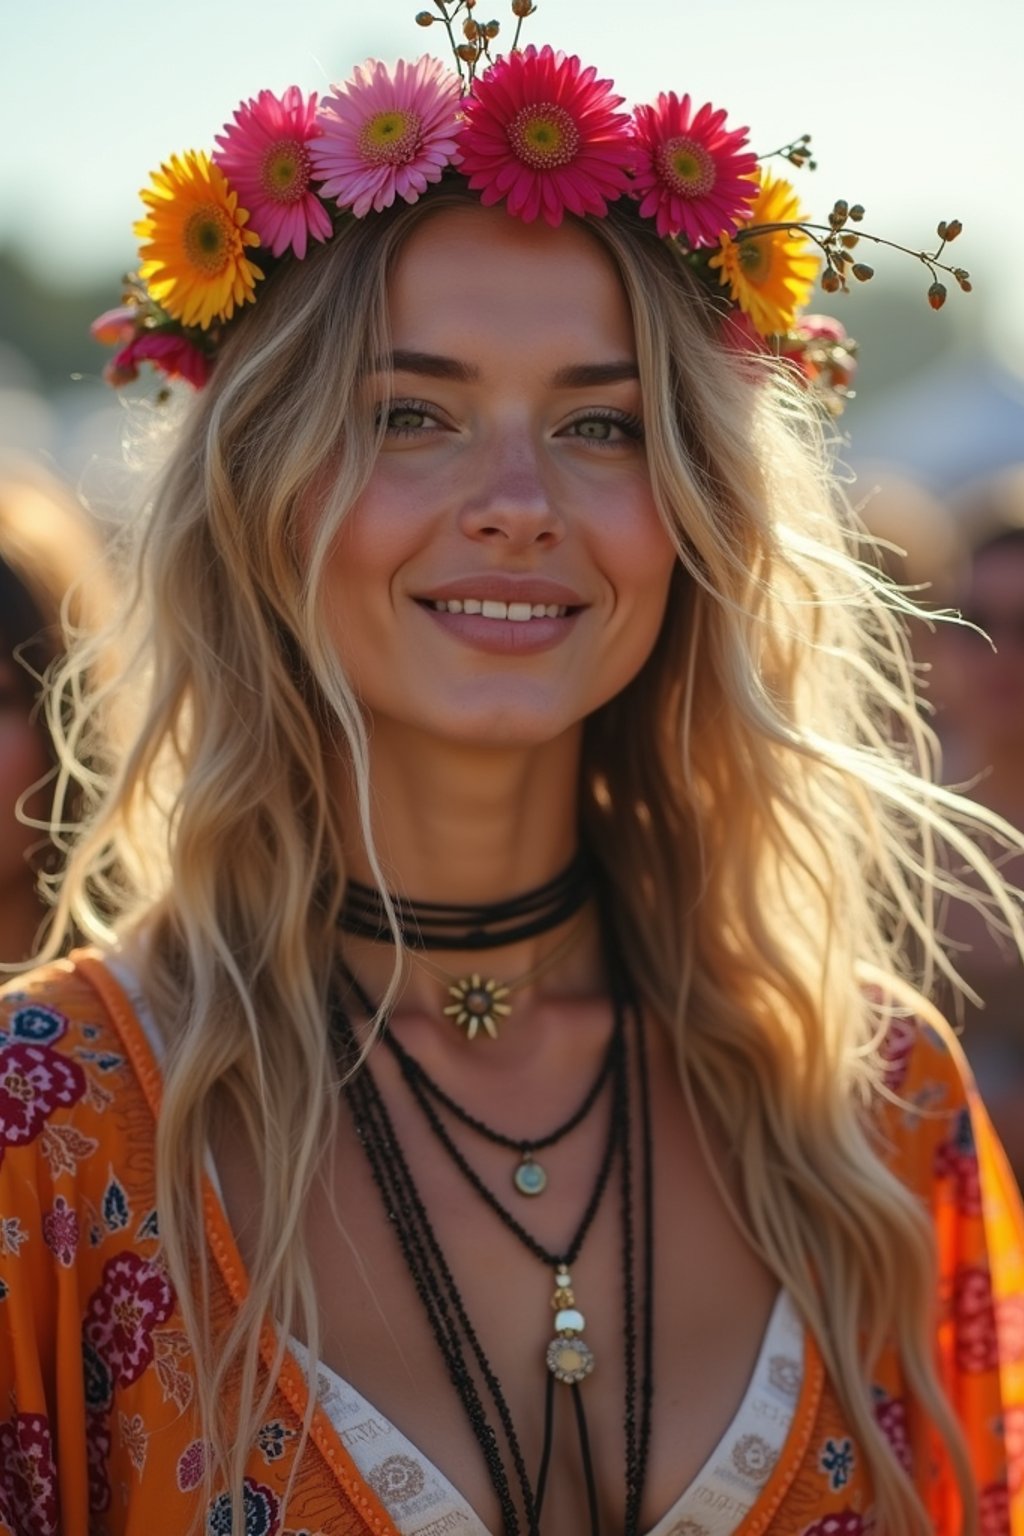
[1, 952, 1022, 1536]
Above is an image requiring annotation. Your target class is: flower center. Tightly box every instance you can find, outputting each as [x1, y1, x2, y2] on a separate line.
[508, 103, 581, 169]
[3, 1072, 33, 1103]
[114, 1297, 142, 1332]
[657, 136, 716, 197]
[358, 109, 422, 166]
[738, 235, 772, 284]
[260, 138, 312, 202]
[183, 205, 236, 274]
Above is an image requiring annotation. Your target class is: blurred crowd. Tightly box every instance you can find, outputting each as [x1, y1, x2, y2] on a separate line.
[2, 453, 1024, 1179]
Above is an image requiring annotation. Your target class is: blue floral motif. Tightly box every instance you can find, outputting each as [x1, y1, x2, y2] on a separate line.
[82, 1340, 113, 1412]
[256, 1419, 295, 1463]
[135, 1208, 159, 1241]
[819, 1435, 855, 1490]
[207, 1478, 280, 1536]
[0, 1004, 67, 1049]
[953, 1106, 975, 1157]
[102, 1174, 130, 1232]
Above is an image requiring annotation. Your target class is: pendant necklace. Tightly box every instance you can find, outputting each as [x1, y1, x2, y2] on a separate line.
[383, 989, 623, 1198]
[333, 934, 655, 1536]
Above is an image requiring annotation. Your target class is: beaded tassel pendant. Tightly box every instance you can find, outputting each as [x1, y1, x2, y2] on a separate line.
[545, 1265, 595, 1383]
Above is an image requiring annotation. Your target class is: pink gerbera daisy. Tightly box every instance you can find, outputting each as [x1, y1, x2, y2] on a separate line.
[457, 45, 635, 228]
[105, 330, 212, 390]
[213, 87, 332, 259]
[311, 56, 461, 218]
[632, 92, 758, 246]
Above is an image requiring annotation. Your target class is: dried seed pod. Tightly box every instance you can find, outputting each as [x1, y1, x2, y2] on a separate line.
[484, 18, 501, 35]
[928, 281, 947, 310]
[840, 233, 859, 249]
[415, 8, 435, 21]
[821, 268, 842, 294]
[849, 204, 865, 222]
[463, 16, 480, 35]
[852, 263, 874, 282]
[829, 199, 850, 230]
[511, 0, 535, 13]
[937, 221, 948, 240]
[456, 41, 480, 61]
[944, 218, 963, 241]
[954, 269, 973, 293]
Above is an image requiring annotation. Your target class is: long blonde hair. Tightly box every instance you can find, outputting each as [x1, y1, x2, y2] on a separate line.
[43, 184, 1022, 1533]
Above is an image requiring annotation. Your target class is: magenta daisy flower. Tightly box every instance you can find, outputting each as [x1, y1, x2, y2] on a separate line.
[310, 56, 461, 218]
[213, 87, 331, 259]
[458, 46, 636, 227]
[632, 92, 758, 246]
[106, 330, 212, 390]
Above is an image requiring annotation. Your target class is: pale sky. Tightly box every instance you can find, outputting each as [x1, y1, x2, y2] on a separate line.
[2, 0, 1021, 352]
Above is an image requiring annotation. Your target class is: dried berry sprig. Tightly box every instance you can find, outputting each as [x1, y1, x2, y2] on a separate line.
[734, 203, 971, 311]
[415, 0, 535, 86]
[759, 132, 817, 172]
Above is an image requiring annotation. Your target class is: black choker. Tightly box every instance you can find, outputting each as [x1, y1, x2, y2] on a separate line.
[339, 849, 593, 952]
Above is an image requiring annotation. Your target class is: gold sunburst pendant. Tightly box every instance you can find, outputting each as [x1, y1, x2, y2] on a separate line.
[442, 974, 512, 1040]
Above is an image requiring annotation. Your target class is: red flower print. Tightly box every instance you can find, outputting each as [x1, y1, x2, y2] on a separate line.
[801, 1514, 866, 1536]
[83, 1250, 175, 1387]
[0, 1412, 60, 1535]
[878, 1013, 916, 1093]
[0, 1042, 86, 1163]
[996, 1295, 1024, 1362]
[873, 1391, 912, 1474]
[979, 1479, 1009, 1536]
[934, 1108, 982, 1215]
[177, 1438, 208, 1492]
[954, 1265, 999, 1373]
[42, 1195, 80, 1267]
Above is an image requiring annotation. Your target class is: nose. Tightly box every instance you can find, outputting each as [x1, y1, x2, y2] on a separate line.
[458, 436, 565, 551]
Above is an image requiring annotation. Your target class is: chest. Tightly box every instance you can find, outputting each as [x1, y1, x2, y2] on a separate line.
[216, 1041, 782, 1534]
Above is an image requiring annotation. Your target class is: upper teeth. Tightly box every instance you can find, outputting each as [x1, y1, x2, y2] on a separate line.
[431, 599, 568, 620]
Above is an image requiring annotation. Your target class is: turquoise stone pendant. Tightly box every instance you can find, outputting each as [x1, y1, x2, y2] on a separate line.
[513, 1153, 548, 1197]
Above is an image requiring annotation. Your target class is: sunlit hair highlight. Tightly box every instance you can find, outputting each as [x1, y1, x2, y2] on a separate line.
[40, 184, 1022, 1534]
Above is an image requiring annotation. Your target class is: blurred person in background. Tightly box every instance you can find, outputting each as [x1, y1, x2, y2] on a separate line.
[0, 458, 109, 964]
[938, 465, 1024, 1182]
[854, 473, 964, 749]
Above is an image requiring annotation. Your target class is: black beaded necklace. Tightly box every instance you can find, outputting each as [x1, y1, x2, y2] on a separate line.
[331, 928, 655, 1536]
[338, 850, 594, 951]
[383, 1006, 622, 1197]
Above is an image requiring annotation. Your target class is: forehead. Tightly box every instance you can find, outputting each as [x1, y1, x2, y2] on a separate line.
[386, 205, 636, 362]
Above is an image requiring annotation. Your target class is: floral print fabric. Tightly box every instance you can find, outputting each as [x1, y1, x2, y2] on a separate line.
[0, 953, 1022, 1535]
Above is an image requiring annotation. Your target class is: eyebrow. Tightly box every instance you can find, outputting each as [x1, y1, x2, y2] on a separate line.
[373, 350, 640, 389]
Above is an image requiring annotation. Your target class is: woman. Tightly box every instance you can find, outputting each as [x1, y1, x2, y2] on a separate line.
[0, 461, 109, 964]
[1, 18, 1021, 1536]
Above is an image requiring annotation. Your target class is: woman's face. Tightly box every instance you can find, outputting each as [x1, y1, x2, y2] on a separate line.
[316, 204, 676, 749]
[0, 652, 50, 903]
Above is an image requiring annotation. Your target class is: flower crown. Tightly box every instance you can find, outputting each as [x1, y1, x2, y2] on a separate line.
[92, 0, 971, 415]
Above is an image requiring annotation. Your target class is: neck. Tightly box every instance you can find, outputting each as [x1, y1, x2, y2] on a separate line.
[335, 721, 605, 1027]
[343, 721, 585, 903]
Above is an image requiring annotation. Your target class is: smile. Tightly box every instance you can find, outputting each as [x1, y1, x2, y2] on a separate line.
[428, 599, 570, 620]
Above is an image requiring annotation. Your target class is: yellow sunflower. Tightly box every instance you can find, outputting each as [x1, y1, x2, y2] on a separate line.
[708, 172, 820, 338]
[134, 150, 263, 331]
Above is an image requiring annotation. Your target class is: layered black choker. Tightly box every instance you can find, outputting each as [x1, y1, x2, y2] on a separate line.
[339, 849, 594, 952]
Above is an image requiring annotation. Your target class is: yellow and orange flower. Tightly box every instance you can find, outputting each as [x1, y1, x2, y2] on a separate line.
[134, 150, 263, 331]
[708, 172, 819, 338]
